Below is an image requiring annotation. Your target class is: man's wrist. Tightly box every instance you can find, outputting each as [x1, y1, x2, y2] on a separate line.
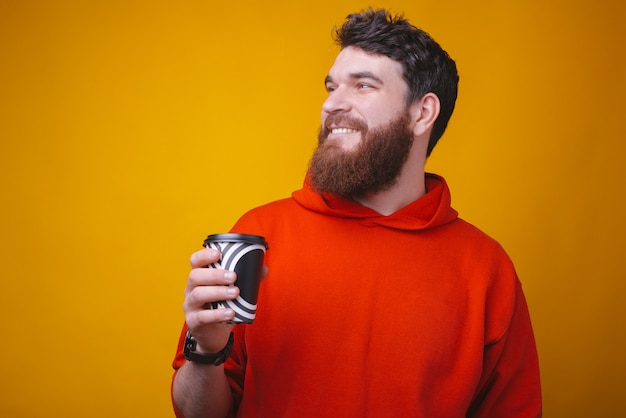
[184, 331, 235, 366]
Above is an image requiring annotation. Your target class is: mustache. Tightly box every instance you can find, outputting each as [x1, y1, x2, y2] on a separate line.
[319, 114, 368, 142]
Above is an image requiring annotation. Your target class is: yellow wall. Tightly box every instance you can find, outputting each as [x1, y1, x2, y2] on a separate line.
[1, 1, 624, 416]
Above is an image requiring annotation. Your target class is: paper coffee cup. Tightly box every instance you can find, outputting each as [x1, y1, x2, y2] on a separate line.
[204, 233, 268, 324]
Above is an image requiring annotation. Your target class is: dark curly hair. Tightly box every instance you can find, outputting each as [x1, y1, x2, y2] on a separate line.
[334, 9, 459, 156]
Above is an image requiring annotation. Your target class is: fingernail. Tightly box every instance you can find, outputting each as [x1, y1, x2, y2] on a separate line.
[227, 286, 238, 296]
[224, 271, 235, 282]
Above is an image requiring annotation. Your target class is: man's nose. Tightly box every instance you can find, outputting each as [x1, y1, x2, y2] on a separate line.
[322, 86, 352, 114]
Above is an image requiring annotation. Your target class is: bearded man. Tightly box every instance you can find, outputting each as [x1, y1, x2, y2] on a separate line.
[172, 9, 542, 418]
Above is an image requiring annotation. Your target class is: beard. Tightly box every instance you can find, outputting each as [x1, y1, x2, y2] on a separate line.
[308, 111, 414, 197]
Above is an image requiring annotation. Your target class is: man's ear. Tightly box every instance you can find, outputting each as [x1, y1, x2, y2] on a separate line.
[410, 93, 440, 137]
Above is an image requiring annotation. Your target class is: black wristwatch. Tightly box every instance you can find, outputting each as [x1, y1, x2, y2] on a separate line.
[183, 330, 235, 366]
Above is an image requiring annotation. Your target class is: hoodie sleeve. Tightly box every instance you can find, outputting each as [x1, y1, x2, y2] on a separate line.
[467, 279, 542, 417]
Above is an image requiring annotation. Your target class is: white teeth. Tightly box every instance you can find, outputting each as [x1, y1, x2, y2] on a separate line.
[331, 128, 358, 134]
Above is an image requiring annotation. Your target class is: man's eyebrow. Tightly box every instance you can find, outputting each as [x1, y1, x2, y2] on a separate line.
[324, 72, 384, 85]
[349, 71, 384, 84]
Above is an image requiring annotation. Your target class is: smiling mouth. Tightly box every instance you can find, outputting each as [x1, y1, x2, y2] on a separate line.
[330, 128, 359, 134]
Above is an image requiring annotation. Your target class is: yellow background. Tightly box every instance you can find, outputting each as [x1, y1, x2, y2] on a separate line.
[1, 0, 624, 417]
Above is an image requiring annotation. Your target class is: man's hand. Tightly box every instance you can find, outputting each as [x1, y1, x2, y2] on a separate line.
[183, 248, 238, 353]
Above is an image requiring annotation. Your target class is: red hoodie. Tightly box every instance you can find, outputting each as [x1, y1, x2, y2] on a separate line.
[173, 174, 542, 417]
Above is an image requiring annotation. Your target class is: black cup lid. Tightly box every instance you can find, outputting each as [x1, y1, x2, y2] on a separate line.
[204, 233, 268, 249]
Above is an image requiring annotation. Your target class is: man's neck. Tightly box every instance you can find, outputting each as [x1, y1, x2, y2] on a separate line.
[353, 184, 425, 216]
[353, 163, 426, 216]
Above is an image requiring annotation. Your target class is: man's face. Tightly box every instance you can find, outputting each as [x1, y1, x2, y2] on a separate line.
[308, 47, 414, 196]
[319, 46, 410, 150]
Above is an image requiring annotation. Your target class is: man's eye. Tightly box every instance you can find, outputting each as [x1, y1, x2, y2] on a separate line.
[358, 83, 372, 89]
[326, 85, 336, 93]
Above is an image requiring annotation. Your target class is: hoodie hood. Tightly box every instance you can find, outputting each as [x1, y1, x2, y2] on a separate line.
[292, 173, 458, 231]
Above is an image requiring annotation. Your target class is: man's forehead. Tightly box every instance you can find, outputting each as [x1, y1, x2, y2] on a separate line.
[327, 47, 403, 80]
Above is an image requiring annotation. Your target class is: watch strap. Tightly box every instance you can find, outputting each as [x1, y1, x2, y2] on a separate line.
[184, 330, 235, 366]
